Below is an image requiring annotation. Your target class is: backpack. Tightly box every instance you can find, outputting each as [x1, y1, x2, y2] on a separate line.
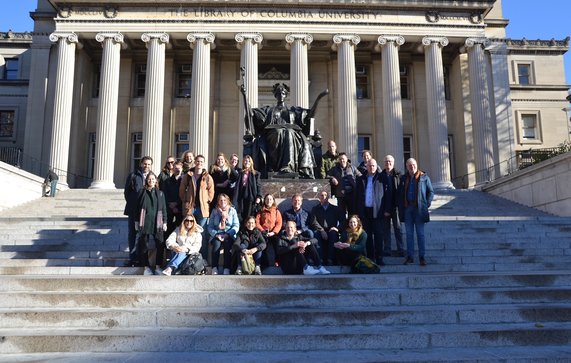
[351, 255, 381, 274]
[179, 253, 206, 275]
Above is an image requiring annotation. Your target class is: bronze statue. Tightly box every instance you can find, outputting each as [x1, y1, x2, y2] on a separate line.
[240, 81, 328, 179]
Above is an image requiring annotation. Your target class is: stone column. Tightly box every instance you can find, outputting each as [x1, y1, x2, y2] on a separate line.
[141, 33, 168, 169]
[333, 34, 360, 164]
[188, 32, 215, 162]
[488, 41, 516, 176]
[236, 32, 263, 145]
[47, 32, 79, 186]
[466, 37, 494, 185]
[422, 36, 454, 189]
[89, 33, 124, 189]
[286, 33, 313, 108]
[378, 35, 405, 170]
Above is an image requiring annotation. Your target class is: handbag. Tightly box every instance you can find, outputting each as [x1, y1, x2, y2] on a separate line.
[180, 253, 205, 275]
[241, 254, 256, 275]
[351, 255, 380, 274]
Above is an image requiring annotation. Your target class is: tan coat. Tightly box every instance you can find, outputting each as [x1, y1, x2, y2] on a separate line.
[179, 170, 214, 218]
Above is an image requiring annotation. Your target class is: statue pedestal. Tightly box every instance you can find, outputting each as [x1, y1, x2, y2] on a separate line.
[261, 178, 330, 200]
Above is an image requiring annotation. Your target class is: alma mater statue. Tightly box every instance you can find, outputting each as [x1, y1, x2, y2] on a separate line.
[240, 82, 328, 179]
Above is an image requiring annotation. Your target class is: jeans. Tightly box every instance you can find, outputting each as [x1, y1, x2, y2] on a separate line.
[49, 180, 58, 197]
[210, 235, 234, 269]
[404, 205, 426, 258]
[167, 251, 188, 269]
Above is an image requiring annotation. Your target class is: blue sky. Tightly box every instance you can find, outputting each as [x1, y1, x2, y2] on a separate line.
[2, 0, 570, 85]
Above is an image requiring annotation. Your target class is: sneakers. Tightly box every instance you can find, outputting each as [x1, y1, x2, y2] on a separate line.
[161, 267, 172, 276]
[403, 257, 414, 265]
[419, 257, 427, 266]
[154, 267, 163, 275]
[143, 267, 154, 276]
[211, 268, 219, 275]
[254, 265, 262, 275]
[223, 268, 231, 275]
[317, 266, 331, 275]
[303, 265, 320, 275]
[235, 266, 243, 275]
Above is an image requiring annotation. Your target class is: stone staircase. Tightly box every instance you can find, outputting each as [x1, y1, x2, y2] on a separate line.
[0, 189, 570, 361]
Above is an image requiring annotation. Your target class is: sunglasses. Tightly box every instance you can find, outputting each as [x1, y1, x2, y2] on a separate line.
[184, 219, 194, 223]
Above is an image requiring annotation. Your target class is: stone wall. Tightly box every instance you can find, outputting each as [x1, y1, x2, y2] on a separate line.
[482, 152, 571, 216]
[0, 162, 52, 211]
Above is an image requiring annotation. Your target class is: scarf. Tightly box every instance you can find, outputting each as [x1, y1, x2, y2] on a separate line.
[346, 226, 363, 245]
[217, 206, 229, 230]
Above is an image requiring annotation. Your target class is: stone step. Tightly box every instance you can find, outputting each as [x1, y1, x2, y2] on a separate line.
[2, 345, 570, 363]
[1, 303, 569, 329]
[2, 273, 569, 291]
[1, 322, 570, 353]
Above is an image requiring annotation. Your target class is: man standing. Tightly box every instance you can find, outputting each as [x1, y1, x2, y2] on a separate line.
[356, 158, 385, 266]
[398, 158, 434, 266]
[320, 140, 338, 179]
[43, 169, 59, 197]
[328, 152, 361, 217]
[124, 156, 153, 266]
[380, 155, 404, 257]
[179, 154, 214, 230]
[310, 190, 346, 265]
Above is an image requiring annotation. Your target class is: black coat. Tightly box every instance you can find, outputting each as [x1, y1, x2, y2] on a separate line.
[123, 168, 145, 216]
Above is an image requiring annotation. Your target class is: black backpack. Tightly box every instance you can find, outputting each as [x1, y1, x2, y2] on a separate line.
[179, 253, 206, 275]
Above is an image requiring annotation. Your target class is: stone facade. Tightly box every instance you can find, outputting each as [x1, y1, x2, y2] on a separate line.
[0, 0, 569, 189]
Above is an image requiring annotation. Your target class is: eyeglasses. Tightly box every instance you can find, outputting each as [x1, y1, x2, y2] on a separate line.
[167, 160, 175, 164]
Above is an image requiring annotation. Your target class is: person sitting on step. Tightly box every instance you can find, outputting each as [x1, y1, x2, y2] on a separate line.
[162, 215, 203, 276]
[276, 220, 330, 275]
[233, 216, 266, 275]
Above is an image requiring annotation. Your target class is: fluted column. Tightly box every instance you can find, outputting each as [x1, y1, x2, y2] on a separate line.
[286, 33, 313, 108]
[188, 32, 215, 163]
[90, 33, 124, 189]
[422, 36, 453, 189]
[141, 32, 169, 169]
[48, 32, 79, 186]
[488, 41, 515, 177]
[333, 34, 360, 164]
[236, 32, 262, 145]
[378, 35, 405, 170]
[466, 37, 494, 185]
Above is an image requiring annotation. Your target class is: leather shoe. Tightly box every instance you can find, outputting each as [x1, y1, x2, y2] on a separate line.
[403, 257, 414, 265]
[419, 257, 427, 266]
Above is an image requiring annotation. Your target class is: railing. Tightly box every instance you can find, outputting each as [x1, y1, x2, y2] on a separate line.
[0, 147, 93, 188]
[450, 145, 570, 189]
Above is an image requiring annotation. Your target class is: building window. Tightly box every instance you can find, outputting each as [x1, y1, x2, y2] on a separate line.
[176, 64, 192, 98]
[355, 65, 369, 99]
[357, 135, 371, 160]
[443, 66, 451, 101]
[175, 133, 190, 158]
[516, 63, 532, 85]
[88, 133, 96, 179]
[400, 65, 409, 100]
[92, 65, 101, 98]
[403, 135, 413, 164]
[134, 64, 146, 97]
[521, 113, 539, 141]
[3, 58, 18, 80]
[131, 132, 143, 171]
[0, 110, 15, 138]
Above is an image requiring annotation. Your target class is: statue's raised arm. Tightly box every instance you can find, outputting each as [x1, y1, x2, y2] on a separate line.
[306, 89, 329, 120]
[239, 80, 255, 136]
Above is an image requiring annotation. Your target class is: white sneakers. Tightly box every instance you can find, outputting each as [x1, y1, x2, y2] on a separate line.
[303, 265, 331, 275]
[161, 267, 172, 276]
[143, 267, 154, 276]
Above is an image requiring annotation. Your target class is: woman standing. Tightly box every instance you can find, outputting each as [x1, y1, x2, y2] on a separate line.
[180, 150, 195, 174]
[233, 155, 262, 222]
[207, 193, 240, 275]
[162, 215, 203, 276]
[209, 152, 238, 211]
[135, 172, 168, 275]
[334, 215, 367, 268]
[234, 216, 266, 275]
[255, 193, 282, 267]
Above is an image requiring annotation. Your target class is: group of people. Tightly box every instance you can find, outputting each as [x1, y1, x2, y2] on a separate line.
[123, 143, 434, 276]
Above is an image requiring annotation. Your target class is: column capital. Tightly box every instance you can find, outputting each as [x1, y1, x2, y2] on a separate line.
[49, 32, 80, 45]
[96, 32, 124, 44]
[235, 32, 263, 49]
[422, 36, 449, 47]
[465, 37, 491, 49]
[141, 32, 169, 44]
[187, 32, 216, 49]
[377, 35, 405, 46]
[285, 33, 313, 45]
[333, 34, 360, 45]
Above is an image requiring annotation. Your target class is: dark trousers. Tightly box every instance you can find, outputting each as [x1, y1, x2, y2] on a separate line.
[127, 214, 139, 265]
[315, 229, 340, 265]
[338, 193, 357, 217]
[137, 233, 157, 270]
[263, 236, 278, 267]
[279, 244, 321, 275]
[362, 207, 384, 262]
[335, 248, 362, 267]
[210, 235, 234, 269]
[382, 212, 403, 253]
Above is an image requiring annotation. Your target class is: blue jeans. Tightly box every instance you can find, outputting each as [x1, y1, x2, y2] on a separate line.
[404, 206, 426, 259]
[210, 235, 234, 269]
[167, 251, 188, 269]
